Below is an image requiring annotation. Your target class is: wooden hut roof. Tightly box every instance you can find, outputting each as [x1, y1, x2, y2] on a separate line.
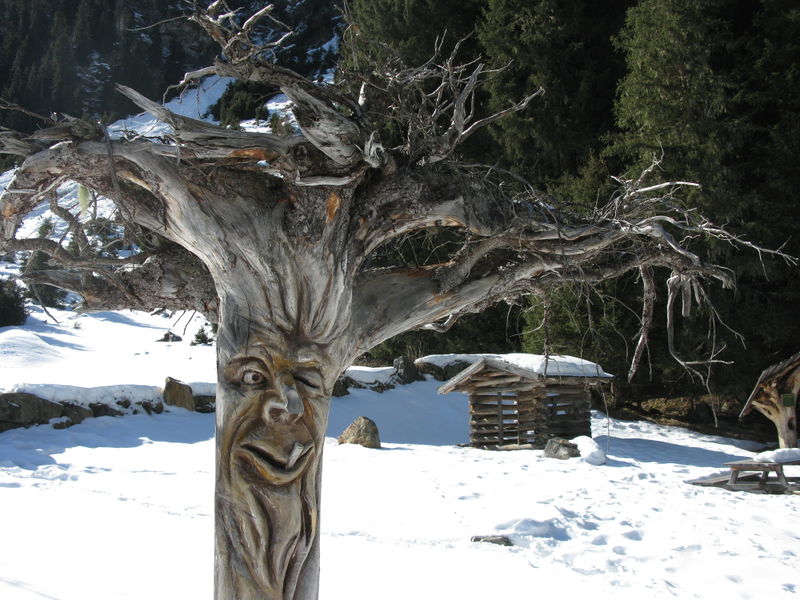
[437, 354, 612, 395]
[740, 350, 800, 418]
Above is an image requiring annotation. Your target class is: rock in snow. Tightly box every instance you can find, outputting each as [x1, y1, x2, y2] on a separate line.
[338, 416, 381, 449]
[163, 377, 195, 411]
[543, 438, 580, 460]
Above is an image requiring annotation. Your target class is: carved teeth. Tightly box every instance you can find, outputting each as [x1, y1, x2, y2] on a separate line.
[285, 443, 308, 470]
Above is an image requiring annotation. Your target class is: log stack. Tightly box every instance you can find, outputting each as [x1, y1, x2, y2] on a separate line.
[437, 355, 610, 449]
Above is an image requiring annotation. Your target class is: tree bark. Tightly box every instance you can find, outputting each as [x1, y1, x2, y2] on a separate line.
[214, 293, 336, 599]
[775, 405, 797, 449]
[207, 218, 358, 598]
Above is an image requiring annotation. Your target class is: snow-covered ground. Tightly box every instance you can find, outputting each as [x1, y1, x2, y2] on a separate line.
[1, 307, 799, 600]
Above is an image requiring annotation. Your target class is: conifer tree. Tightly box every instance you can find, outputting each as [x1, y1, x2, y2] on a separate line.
[0, 278, 27, 327]
[478, 0, 631, 186]
[346, 0, 483, 67]
[607, 0, 800, 393]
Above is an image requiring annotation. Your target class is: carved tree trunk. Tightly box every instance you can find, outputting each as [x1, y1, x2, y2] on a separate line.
[214, 290, 337, 599]
[208, 236, 351, 598]
[158, 178, 360, 599]
[0, 5, 763, 598]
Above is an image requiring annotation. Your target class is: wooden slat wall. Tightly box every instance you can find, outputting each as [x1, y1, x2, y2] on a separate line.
[465, 369, 593, 450]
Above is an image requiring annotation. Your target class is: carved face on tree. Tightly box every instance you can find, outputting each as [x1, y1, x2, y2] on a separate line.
[221, 351, 326, 487]
[216, 329, 332, 599]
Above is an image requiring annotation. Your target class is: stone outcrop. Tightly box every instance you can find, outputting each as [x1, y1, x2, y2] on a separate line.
[337, 416, 381, 449]
[333, 355, 431, 396]
[61, 403, 93, 426]
[338, 375, 395, 394]
[0, 383, 189, 434]
[0, 392, 63, 432]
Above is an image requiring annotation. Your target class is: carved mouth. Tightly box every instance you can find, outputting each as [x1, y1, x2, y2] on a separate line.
[237, 442, 314, 485]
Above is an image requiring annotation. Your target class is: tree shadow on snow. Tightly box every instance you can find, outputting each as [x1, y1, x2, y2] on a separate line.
[0, 411, 215, 471]
[595, 435, 751, 468]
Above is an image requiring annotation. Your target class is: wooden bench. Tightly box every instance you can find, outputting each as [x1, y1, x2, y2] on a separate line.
[723, 459, 800, 489]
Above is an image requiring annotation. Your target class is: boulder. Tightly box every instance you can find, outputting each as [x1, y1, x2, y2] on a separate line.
[393, 356, 425, 384]
[193, 395, 216, 413]
[0, 392, 64, 429]
[471, 535, 513, 546]
[542, 437, 580, 460]
[414, 358, 471, 381]
[332, 377, 349, 397]
[89, 403, 124, 418]
[337, 416, 381, 449]
[157, 331, 182, 342]
[136, 399, 165, 415]
[163, 377, 194, 411]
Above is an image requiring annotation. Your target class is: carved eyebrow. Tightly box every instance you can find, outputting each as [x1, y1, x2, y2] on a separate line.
[230, 357, 269, 371]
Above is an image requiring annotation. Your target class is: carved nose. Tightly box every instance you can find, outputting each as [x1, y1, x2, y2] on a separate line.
[264, 375, 304, 422]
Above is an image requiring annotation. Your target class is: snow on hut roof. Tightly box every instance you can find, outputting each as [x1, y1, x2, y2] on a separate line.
[419, 353, 613, 395]
[419, 353, 613, 378]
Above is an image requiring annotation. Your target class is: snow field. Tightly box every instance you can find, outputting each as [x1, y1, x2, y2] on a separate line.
[0, 303, 798, 600]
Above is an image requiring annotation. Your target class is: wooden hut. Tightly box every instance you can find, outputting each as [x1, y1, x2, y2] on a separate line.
[739, 351, 800, 448]
[438, 354, 612, 450]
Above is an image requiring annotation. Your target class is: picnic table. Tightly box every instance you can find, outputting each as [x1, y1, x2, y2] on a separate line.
[689, 457, 800, 493]
[723, 458, 800, 490]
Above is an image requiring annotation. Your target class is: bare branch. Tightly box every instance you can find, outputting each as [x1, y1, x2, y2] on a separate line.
[629, 265, 655, 382]
[0, 98, 56, 125]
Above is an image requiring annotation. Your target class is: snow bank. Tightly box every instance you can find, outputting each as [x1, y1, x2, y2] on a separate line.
[753, 447, 800, 463]
[0, 329, 64, 365]
[9, 383, 162, 406]
[344, 365, 396, 387]
[573, 435, 607, 465]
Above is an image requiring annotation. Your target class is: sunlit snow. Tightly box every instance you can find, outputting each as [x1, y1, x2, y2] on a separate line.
[0, 306, 798, 600]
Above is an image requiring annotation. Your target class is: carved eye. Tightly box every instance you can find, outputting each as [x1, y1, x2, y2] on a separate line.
[293, 370, 322, 392]
[241, 370, 266, 386]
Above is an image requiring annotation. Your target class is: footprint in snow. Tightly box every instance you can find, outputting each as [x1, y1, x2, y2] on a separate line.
[623, 529, 644, 541]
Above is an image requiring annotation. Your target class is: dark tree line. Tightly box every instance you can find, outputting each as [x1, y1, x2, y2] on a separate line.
[0, 0, 216, 133]
[0, 0, 340, 134]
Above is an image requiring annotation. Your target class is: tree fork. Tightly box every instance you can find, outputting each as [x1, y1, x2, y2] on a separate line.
[1, 4, 793, 598]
